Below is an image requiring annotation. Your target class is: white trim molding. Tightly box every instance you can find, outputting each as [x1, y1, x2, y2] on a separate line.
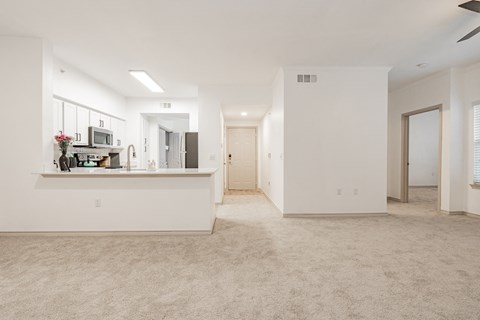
[283, 213, 389, 218]
[440, 210, 466, 216]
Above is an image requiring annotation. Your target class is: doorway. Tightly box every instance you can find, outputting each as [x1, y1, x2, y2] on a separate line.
[140, 113, 190, 168]
[401, 105, 442, 210]
[226, 127, 257, 190]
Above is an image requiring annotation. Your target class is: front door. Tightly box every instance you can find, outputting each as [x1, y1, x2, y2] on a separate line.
[227, 128, 256, 190]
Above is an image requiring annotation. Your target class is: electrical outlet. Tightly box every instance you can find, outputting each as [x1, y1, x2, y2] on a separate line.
[337, 189, 342, 196]
[354, 188, 359, 196]
[95, 199, 102, 207]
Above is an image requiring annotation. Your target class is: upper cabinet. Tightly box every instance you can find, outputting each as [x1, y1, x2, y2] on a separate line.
[63, 102, 89, 146]
[111, 118, 126, 148]
[90, 111, 111, 130]
[55, 98, 125, 148]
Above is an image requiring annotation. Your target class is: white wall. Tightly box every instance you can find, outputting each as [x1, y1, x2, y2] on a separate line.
[0, 36, 52, 229]
[125, 98, 198, 168]
[148, 118, 159, 166]
[198, 88, 224, 203]
[462, 63, 480, 215]
[157, 118, 190, 132]
[53, 59, 126, 119]
[408, 110, 439, 186]
[283, 67, 389, 214]
[449, 69, 467, 212]
[261, 70, 285, 212]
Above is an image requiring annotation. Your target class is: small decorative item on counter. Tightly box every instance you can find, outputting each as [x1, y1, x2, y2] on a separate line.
[54, 134, 74, 172]
[147, 160, 157, 171]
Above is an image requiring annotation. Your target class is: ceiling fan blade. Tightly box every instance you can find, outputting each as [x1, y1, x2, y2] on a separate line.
[458, 25, 480, 42]
[459, 0, 480, 13]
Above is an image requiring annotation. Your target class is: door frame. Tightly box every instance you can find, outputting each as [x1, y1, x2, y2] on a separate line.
[400, 104, 443, 210]
[225, 126, 258, 190]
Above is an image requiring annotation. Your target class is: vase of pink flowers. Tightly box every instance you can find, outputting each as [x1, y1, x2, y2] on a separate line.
[54, 134, 74, 172]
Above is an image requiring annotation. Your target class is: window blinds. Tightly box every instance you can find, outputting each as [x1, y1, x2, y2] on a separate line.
[474, 105, 480, 184]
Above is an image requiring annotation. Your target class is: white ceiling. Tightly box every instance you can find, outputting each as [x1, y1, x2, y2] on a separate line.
[222, 104, 270, 121]
[1, 0, 480, 102]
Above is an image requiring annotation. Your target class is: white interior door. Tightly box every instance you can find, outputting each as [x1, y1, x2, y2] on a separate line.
[227, 128, 256, 190]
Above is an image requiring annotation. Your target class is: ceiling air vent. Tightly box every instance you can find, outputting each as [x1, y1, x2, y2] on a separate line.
[297, 74, 317, 83]
[160, 102, 172, 109]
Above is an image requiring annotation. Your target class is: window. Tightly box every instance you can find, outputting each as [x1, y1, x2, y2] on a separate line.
[474, 105, 480, 184]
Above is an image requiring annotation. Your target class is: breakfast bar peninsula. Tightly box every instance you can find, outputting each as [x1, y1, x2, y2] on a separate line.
[36, 168, 217, 234]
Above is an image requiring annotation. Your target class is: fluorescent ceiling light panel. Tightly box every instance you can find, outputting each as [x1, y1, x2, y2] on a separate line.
[241, 112, 248, 116]
[129, 70, 164, 93]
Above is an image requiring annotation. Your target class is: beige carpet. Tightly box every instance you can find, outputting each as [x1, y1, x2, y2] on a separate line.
[224, 189, 264, 195]
[1, 191, 480, 319]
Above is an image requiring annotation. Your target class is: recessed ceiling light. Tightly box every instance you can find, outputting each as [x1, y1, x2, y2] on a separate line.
[241, 112, 248, 116]
[416, 63, 429, 69]
[129, 70, 164, 93]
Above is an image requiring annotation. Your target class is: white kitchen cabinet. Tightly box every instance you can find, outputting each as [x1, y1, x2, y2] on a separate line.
[110, 118, 126, 148]
[117, 120, 126, 147]
[76, 107, 89, 145]
[90, 111, 111, 130]
[52, 99, 63, 136]
[63, 102, 76, 138]
[102, 114, 111, 130]
[63, 102, 89, 146]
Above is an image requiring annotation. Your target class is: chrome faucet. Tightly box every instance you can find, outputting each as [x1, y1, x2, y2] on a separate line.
[126, 144, 136, 171]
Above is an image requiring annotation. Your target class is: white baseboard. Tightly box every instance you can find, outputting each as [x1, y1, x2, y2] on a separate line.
[440, 210, 466, 215]
[262, 192, 282, 215]
[466, 212, 480, 218]
[409, 185, 438, 188]
[283, 212, 389, 218]
[0, 230, 213, 237]
[387, 196, 401, 202]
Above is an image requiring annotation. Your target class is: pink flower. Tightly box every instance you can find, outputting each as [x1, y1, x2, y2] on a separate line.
[53, 134, 74, 148]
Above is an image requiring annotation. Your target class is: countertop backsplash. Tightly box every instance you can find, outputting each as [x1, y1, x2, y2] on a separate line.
[53, 145, 124, 165]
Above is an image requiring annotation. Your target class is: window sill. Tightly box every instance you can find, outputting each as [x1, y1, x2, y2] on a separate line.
[470, 184, 480, 190]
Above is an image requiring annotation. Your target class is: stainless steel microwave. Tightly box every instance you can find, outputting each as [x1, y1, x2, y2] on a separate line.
[88, 126, 113, 148]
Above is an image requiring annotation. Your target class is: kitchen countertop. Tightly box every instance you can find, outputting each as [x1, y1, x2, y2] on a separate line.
[39, 167, 217, 177]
